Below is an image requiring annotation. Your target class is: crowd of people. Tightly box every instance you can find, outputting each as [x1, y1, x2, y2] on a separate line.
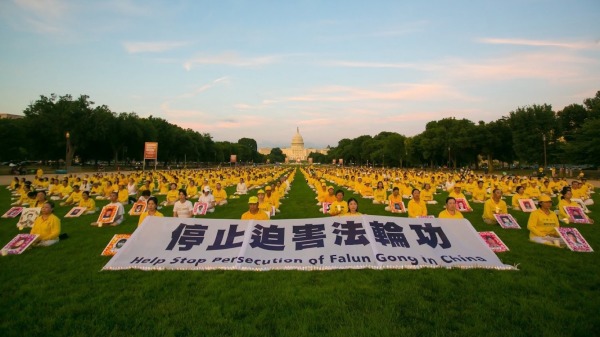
[2, 165, 596, 250]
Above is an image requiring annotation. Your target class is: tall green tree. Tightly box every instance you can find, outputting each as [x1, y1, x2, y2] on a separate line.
[508, 104, 558, 166]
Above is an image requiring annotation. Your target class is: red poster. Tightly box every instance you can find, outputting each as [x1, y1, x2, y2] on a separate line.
[144, 142, 158, 160]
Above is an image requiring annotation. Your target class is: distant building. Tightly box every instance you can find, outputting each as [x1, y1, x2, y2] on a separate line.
[0, 113, 24, 119]
[259, 127, 329, 161]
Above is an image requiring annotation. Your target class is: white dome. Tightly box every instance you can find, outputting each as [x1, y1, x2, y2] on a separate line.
[291, 127, 304, 146]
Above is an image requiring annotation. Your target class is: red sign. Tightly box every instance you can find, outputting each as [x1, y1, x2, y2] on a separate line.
[144, 142, 158, 160]
[230, 155, 237, 163]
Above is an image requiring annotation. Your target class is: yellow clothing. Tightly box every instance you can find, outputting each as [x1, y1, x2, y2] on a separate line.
[420, 189, 434, 202]
[166, 190, 179, 203]
[527, 209, 560, 238]
[361, 185, 374, 197]
[438, 210, 464, 219]
[241, 210, 270, 220]
[118, 189, 129, 204]
[213, 189, 228, 203]
[30, 214, 61, 241]
[138, 211, 164, 227]
[557, 199, 579, 221]
[65, 190, 83, 204]
[407, 199, 428, 218]
[329, 200, 348, 216]
[482, 198, 509, 221]
[186, 185, 199, 198]
[472, 187, 488, 202]
[78, 198, 96, 211]
[343, 212, 362, 217]
[512, 193, 528, 209]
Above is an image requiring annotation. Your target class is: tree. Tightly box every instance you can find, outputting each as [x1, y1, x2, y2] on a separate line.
[268, 148, 285, 163]
[508, 104, 558, 166]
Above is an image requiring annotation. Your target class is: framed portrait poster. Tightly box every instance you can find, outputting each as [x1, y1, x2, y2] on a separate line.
[494, 214, 521, 229]
[2, 206, 23, 218]
[193, 202, 208, 216]
[555, 227, 593, 252]
[479, 231, 509, 253]
[97, 205, 118, 224]
[322, 202, 332, 215]
[564, 206, 591, 224]
[571, 198, 590, 213]
[129, 201, 147, 216]
[390, 200, 406, 213]
[455, 198, 472, 212]
[101, 234, 131, 256]
[1, 234, 39, 255]
[16, 207, 41, 229]
[518, 198, 537, 212]
[65, 206, 86, 218]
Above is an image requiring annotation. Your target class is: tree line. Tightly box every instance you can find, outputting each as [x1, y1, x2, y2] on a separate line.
[1, 91, 598, 169]
[314, 90, 600, 169]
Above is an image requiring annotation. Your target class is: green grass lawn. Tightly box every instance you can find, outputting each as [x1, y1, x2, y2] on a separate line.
[1, 168, 599, 337]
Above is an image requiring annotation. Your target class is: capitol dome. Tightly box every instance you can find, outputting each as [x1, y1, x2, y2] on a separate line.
[291, 127, 304, 147]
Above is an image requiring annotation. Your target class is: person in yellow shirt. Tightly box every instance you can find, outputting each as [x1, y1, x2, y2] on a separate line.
[361, 181, 374, 199]
[343, 198, 362, 217]
[78, 191, 97, 214]
[213, 182, 228, 206]
[329, 190, 348, 216]
[511, 186, 529, 210]
[372, 181, 387, 204]
[482, 189, 509, 224]
[527, 195, 564, 247]
[407, 189, 428, 218]
[117, 184, 129, 205]
[62, 185, 83, 206]
[30, 202, 61, 246]
[471, 181, 487, 203]
[257, 189, 273, 217]
[525, 181, 541, 200]
[138, 197, 164, 227]
[400, 181, 412, 199]
[186, 180, 199, 200]
[163, 183, 179, 206]
[385, 187, 405, 213]
[438, 197, 464, 219]
[316, 183, 328, 205]
[421, 183, 436, 204]
[241, 196, 270, 220]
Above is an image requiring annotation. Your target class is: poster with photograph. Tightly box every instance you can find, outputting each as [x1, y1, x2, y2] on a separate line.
[16, 207, 41, 229]
[455, 198, 472, 212]
[494, 214, 521, 229]
[97, 205, 118, 224]
[193, 202, 208, 216]
[555, 227, 593, 252]
[101, 234, 131, 256]
[518, 199, 537, 212]
[129, 201, 147, 216]
[479, 231, 509, 253]
[322, 202, 331, 215]
[571, 198, 590, 213]
[1, 234, 39, 255]
[390, 201, 406, 213]
[2, 207, 23, 218]
[564, 206, 591, 224]
[65, 206, 86, 218]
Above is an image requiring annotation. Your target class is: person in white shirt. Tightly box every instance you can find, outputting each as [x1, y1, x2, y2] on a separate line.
[173, 189, 194, 218]
[198, 186, 216, 213]
[235, 177, 248, 195]
[91, 191, 125, 227]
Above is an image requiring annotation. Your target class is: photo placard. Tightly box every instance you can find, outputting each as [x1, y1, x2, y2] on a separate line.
[518, 198, 537, 212]
[494, 214, 521, 229]
[564, 206, 591, 224]
[97, 205, 118, 224]
[65, 206, 86, 218]
[129, 201, 147, 216]
[1, 234, 39, 255]
[193, 202, 208, 216]
[16, 208, 40, 229]
[479, 231, 509, 253]
[2, 207, 23, 218]
[101, 234, 131, 256]
[555, 227, 593, 252]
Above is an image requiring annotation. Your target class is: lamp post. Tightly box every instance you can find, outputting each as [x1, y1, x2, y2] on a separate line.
[65, 131, 70, 173]
[543, 134, 547, 170]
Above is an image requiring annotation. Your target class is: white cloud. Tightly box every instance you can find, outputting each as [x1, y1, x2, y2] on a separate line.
[183, 52, 281, 71]
[478, 37, 600, 50]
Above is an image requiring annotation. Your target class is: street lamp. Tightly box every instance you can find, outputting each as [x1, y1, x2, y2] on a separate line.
[542, 134, 547, 170]
[65, 131, 70, 173]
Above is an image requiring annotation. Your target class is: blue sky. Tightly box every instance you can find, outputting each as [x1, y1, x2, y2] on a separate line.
[1, 0, 599, 149]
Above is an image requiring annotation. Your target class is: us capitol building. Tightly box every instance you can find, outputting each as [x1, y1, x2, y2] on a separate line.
[258, 127, 329, 161]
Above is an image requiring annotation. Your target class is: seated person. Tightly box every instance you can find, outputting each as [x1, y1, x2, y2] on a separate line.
[30, 201, 61, 246]
[213, 183, 228, 206]
[438, 197, 464, 219]
[421, 183, 437, 204]
[198, 186, 216, 213]
[173, 189, 194, 218]
[241, 196, 269, 220]
[511, 186, 529, 210]
[162, 183, 179, 206]
[91, 192, 125, 227]
[372, 181, 387, 204]
[329, 189, 348, 216]
[527, 195, 564, 247]
[407, 189, 428, 218]
[235, 178, 248, 195]
[78, 191, 97, 214]
[385, 187, 405, 213]
[482, 189, 509, 224]
[138, 197, 163, 227]
[343, 198, 362, 217]
[471, 181, 488, 203]
[360, 181, 374, 199]
[61, 185, 83, 206]
[264, 186, 279, 212]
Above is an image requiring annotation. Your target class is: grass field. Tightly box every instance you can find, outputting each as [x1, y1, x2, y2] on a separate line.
[1, 168, 599, 337]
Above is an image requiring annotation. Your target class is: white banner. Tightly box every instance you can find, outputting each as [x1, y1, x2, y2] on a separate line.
[102, 216, 516, 271]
